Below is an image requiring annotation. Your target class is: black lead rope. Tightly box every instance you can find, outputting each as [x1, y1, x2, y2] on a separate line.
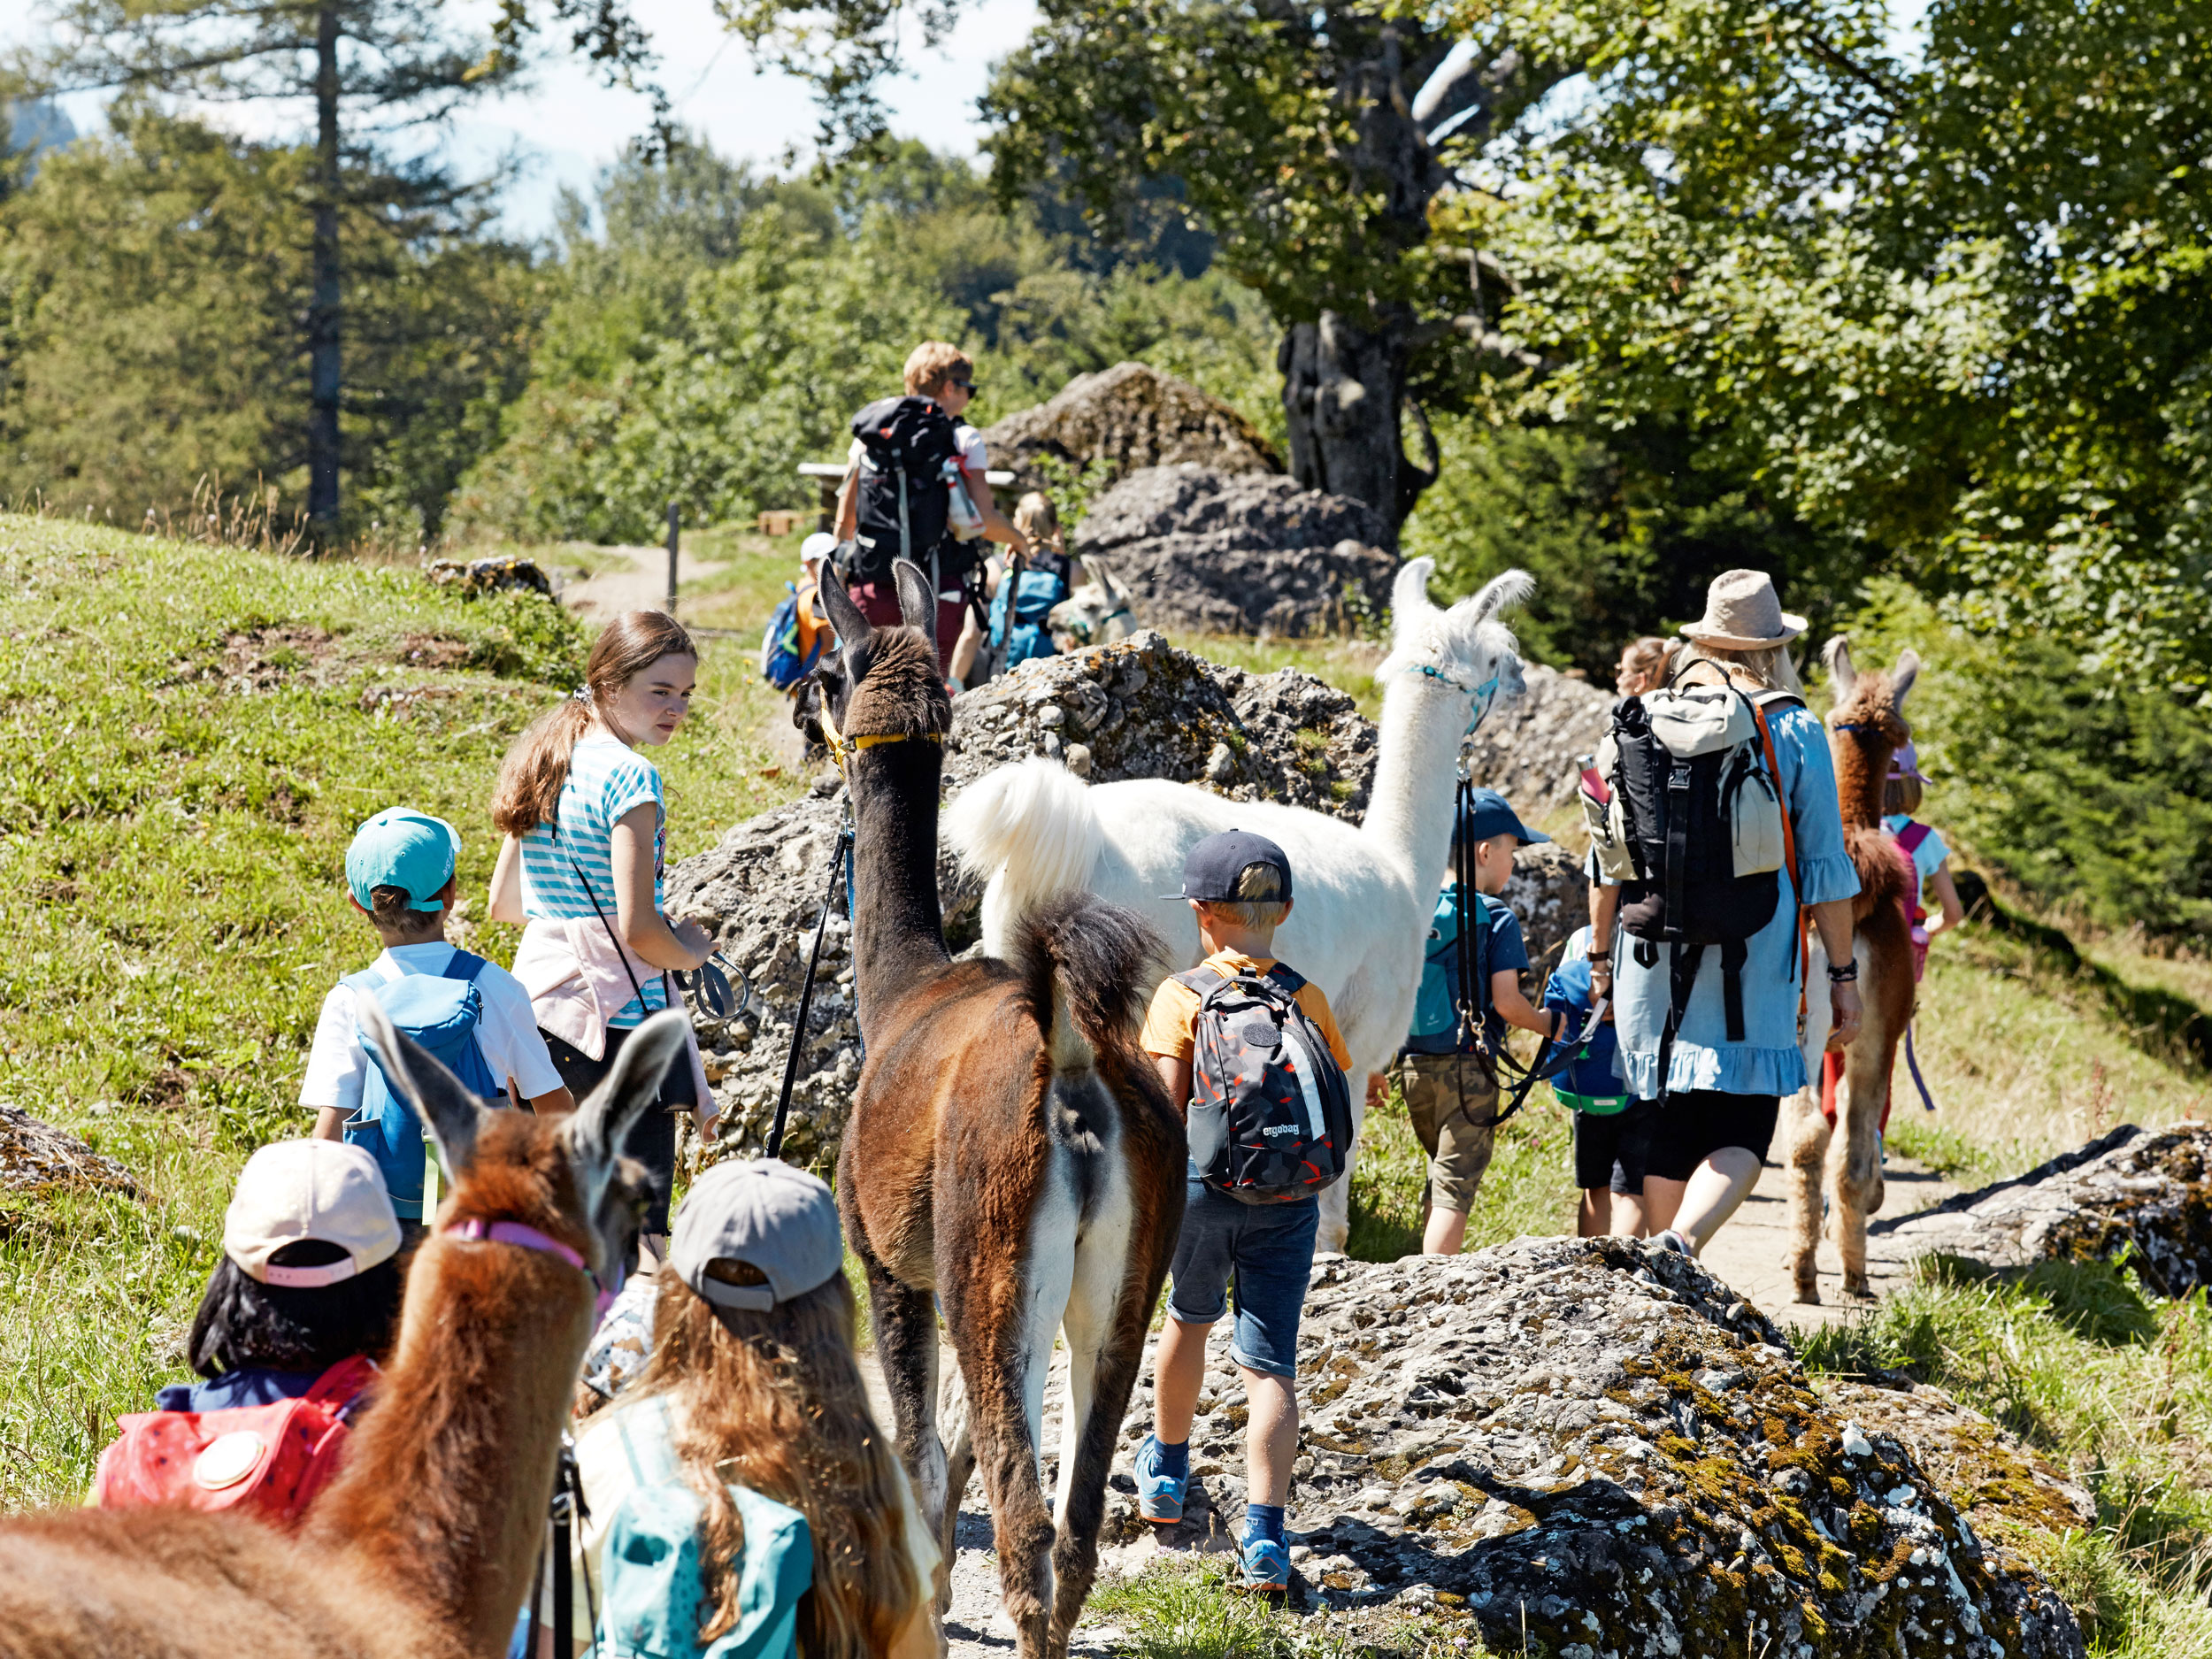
[766, 815, 854, 1162]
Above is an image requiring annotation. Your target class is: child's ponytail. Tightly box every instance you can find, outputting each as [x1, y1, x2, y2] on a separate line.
[490, 610, 696, 836]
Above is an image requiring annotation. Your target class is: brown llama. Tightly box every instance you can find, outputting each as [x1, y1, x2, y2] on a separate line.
[1780, 637, 1921, 1302]
[802, 561, 1185, 1659]
[0, 999, 686, 1659]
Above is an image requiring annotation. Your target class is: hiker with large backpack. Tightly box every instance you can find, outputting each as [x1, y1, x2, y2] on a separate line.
[1132, 831, 1354, 1594]
[304, 808, 572, 1229]
[94, 1139, 400, 1525]
[1582, 572, 1863, 1258]
[570, 1159, 941, 1659]
[833, 342, 1029, 680]
[489, 611, 718, 1263]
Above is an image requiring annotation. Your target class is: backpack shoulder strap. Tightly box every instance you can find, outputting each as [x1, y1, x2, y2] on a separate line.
[1895, 820, 1932, 855]
[442, 951, 488, 985]
[340, 967, 385, 994]
[304, 1355, 379, 1409]
[1748, 695, 1809, 1015]
[1262, 963, 1307, 996]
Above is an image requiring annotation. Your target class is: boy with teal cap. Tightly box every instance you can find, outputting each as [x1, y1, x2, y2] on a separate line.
[304, 809, 572, 1217]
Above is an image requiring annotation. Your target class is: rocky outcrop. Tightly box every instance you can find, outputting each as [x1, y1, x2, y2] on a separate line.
[1102, 1238, 2083, 1658]
[423, 554, 555, 600]
[1072, 466, 1397, 638]
[1, 1104, 138, 1197]
[979, 362, 1281, 500]
[667, 631, 1585, 1166]
[1873, 1123, 2212, 1295]
[1462, 662, 1613, 828]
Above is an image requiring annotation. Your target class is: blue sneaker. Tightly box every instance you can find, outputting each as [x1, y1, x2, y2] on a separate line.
[1239, 1532, 1291, 1594]
[1133, 1435, 1186, 1525]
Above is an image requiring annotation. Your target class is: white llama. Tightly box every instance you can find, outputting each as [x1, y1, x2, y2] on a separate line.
[945, 558, 1532, 1252]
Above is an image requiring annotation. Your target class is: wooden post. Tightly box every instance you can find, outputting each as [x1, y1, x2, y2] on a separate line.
[664, 500, 680, 615]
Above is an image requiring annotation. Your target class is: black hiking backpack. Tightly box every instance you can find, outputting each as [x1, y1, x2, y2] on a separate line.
[849, 396, 961, 586]
[1177, 963, 1354, 1205]
[1585, 663, 1800, 1090]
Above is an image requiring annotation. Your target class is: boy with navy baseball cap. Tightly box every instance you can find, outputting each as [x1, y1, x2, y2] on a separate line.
[303, 809, 572, 1183]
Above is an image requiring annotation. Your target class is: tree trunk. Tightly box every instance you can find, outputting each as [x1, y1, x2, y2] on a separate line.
[1279, 309, 1436, 548]
[306, 0, 341, 539]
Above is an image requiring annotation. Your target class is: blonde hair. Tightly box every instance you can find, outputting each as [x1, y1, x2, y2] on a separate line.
[1202, 862, 1289, 930]
[631, 1271, 920, 1657]
[902, 342, 971, 399]
[1886, 772, 1924, 817]
[1675, 638, 1806, 697]
[490, 611, 695, 837]
[1013, 492, 1059, 543]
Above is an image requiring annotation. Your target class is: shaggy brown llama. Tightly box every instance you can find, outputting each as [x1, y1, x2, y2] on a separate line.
[0, 1000, 685, 1659]
[1781, 638, 1920, 1302]
[801, 560, 1186, 1659]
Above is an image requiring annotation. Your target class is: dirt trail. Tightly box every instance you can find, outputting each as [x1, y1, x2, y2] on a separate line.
[561, 544, 726, 623]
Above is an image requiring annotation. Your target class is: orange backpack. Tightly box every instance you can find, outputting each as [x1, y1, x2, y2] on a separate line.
[93, 1355, 376, 1525]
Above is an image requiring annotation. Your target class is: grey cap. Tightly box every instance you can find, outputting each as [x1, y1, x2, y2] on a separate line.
[670, 1159, 844, 1313]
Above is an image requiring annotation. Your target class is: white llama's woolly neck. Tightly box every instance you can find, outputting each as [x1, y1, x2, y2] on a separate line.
[1360, 660, 1485, 900]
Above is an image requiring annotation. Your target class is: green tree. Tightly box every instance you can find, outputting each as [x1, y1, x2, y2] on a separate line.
[16, 0, 526, 537]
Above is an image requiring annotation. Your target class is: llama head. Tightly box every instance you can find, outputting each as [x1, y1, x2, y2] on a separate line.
[1377, 558, 1532, 731]
[1824, 634, 1916, 749]
[1048, 555, 1138, 649]
[800, 556, 951, 751]
[352, 995, 679, 1281]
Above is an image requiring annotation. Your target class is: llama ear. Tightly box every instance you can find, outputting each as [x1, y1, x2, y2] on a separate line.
[1463, 567, 1534, 625]
[890, 557, 937, 641]
[817, 568, 872, 657]
[1824, 635, 1858, 702]
[1891, 649, 1920, 710]
[1391, 558, 1440, 639]
[1079, 553, 1110, 592]
[1102, 559, 1134, 603]
[565, 1010, 689, 1178]
[352, 990, 495, 1180]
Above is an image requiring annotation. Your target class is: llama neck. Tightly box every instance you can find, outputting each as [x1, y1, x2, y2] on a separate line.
[849, 743, 951, 1030]
[311, 1237, 590, 1653]
[1360, 672, 1471, 899]
[1833, 730, 1893, 831]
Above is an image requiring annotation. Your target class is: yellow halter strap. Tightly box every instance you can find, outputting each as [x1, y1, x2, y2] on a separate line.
[818, 703, 944, 771]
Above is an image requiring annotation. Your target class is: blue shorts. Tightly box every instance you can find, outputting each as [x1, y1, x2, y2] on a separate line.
[1164, 1179, 1319, 1379]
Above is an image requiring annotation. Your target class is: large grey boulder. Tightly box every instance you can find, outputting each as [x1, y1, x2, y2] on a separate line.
[1103, 1238, 2083, 1658]
[979, 361, 1281, 500]
[1072, 465, 1397, 638]
[1874, 1123, 2212, 1294]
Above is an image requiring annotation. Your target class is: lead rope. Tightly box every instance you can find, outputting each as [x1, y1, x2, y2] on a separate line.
[766, 812, 855, 1162]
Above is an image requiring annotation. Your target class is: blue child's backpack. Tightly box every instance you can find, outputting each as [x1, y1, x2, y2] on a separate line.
[1407, 884, 1494, 1049]
[1540, 950, 1631, 1116]
[597, 1396, 813, 1659]
[987, 558, 1069, 671]
[760, 582, 827, 692]
[345, 952, 501, 1219]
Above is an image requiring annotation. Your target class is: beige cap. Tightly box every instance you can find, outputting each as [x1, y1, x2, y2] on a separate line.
[1679, 569, 1807, 650]
[224, 1140, 403, 1287]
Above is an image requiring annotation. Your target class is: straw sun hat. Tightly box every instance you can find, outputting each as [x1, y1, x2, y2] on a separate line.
[1678, 569, 1807, 651]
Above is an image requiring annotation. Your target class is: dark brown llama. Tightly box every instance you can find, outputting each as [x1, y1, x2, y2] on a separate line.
[1781, 638, 1921, 1302]
[803, 561, 1185, 1659]
[0, 1000, 686, 1659]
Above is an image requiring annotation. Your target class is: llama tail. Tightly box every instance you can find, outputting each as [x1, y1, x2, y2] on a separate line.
[1005, 892, 1167, 1075]
[941, 757, 1103, 957]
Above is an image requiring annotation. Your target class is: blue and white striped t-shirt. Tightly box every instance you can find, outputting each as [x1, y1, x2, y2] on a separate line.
[520, 735, 668, 1025]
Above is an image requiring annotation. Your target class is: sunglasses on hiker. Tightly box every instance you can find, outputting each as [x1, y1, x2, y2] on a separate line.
[948, 377, 978, 392]
[674, 953, 750, 1021]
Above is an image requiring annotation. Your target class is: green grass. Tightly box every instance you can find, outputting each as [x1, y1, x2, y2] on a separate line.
[1346, 1083, 1580, 1263]
[0, 514, 803, 1508]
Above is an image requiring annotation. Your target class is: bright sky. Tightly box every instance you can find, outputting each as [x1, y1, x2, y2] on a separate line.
[6, 0, 1041, 238]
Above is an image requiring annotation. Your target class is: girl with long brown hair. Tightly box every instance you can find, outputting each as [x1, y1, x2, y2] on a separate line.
[574, 1160, 939, 1659]
[489, 609, 717, 1256]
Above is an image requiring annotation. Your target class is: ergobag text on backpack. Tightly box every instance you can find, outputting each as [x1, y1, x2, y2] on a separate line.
[1178, 964, 1353, 1205]
[1582, 662, 1800, 1092]
[849, 395, 961, 587]
[596, 1396, 813, 1659]
[342, 952, 501, 1219]
[93, 1355, 376, 1525]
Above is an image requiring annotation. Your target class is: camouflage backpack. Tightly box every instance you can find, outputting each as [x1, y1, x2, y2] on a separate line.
[1175, 963, 1353, 1205]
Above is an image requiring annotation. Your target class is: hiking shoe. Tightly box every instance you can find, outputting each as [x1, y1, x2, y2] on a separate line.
[1239, 1532, 1291, 1594]
[1652, 1228, 1694, 1257]
[1133, 1435, 1186, 1525]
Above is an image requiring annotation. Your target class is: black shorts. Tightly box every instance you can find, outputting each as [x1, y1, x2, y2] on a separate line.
[1643, 1090, 1780, 1183]
[540, 1025, 696, 1234]
[1572, 1098, 1653, 1194]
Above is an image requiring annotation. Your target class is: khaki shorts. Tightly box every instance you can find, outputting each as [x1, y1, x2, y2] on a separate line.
[1394, 1052, 1498, 1217]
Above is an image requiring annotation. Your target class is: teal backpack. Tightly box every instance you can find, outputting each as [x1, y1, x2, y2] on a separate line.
[987, 557, 1070, 670]
[345, 952, 501, 1219]
[1408, 884, 1494, 1048]
[597, 1397, 813, 1659]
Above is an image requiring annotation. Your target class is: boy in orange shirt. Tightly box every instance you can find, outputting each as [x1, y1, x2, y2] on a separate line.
[1133, 830, 1352, 1593]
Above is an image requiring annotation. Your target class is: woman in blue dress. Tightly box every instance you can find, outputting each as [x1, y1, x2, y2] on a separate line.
[1589, 572, 1863, 1256]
